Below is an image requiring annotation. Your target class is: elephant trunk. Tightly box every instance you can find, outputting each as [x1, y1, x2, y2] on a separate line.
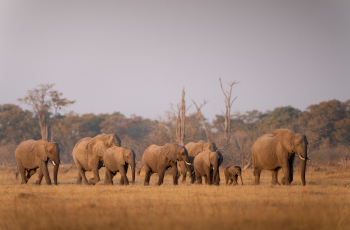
[301, 159, 306, 186]
[212, 161, 219, 185]
[131, 161, 135, 184]
[53, 163, 59, 185]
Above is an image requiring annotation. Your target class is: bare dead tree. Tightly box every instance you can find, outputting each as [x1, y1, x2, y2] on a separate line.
[192, 99, 210, 142]
[219, 78, 239, 144]
[175, 88, 186, 145]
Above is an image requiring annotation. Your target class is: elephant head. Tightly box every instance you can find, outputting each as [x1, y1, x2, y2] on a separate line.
[87, 133, 121, 157]
[274, 129, 308, 186]
[115, 147, 136, 184]
[161, 143, 193, 174]
[32, 140, 60, 185]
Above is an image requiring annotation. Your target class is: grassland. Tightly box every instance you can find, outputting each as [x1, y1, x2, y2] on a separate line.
[0, 166, 349, 230]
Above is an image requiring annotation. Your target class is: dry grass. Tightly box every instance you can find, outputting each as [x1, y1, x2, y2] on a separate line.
[0, 166, 349, 230]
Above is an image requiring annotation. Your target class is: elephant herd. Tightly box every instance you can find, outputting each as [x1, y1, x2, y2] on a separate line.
[14, 129, 308, 187]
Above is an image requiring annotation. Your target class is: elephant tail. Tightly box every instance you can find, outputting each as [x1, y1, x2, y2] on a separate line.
[63, 162, 75, 173]
[15, 171, 18, 180]
[137, 164, 143, 176]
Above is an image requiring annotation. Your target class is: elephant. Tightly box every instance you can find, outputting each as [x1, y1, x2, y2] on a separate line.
[252, 129, 308, 186]
[193, 149, 223, 185]
[15, 139, 60, 185]
[178, 140, 217, 183]
[72, 133, 121, 185]
[224, 166, 243, 185]
[103, 146, 136, 185]
[141, 143, 193, 186]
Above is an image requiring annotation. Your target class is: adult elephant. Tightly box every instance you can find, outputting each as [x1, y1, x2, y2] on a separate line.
[178, 140, 217, 183]
[103, 146, 135, 185]
[15, 139, 60, 185]
[252, 129, 308, 186]
[142, 143, 192, 186]
[72, 133, 121, 185]
[193, 149, 223, 185]
[224, 166, 243, 185]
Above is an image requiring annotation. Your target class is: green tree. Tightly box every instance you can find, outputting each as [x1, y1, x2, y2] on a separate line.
[18, 84, 75, 140]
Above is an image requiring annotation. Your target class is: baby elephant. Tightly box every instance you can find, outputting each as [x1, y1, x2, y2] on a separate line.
[103, 146, 136, 185]
[224, 166, 243, 185]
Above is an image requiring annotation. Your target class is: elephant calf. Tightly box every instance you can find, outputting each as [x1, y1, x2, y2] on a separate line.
[103, 146, 136, 185]
[224, 166, 243, 185]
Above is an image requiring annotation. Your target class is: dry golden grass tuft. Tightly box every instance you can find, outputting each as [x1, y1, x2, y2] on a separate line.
[0, 166, 349, 230]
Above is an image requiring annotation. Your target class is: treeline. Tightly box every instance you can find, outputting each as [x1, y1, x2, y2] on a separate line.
[1, 99, 350, 167]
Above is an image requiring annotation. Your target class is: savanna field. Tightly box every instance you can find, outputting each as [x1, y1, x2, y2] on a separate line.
[0, 166, 349, 230]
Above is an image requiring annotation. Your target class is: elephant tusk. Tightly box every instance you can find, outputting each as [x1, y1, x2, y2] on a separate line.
[185, 161, 192, 166]
[52, 161, 56, 166]
[129, 165, 131, 170]
[298, 155, 306, 161]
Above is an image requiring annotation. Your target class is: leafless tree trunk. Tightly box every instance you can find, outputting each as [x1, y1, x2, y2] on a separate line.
[192, 100, 210, 143]
[219, 78, 239, 144]
[176, 88, 186, 145]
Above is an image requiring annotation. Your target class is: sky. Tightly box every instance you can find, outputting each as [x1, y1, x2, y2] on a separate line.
[1, 0, 349, 121]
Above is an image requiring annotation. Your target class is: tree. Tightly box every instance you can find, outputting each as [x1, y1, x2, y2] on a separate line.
[18, 84, 75, 140]
[0, 104, 40, 144]
[192, 99, 210, 142]
[219, 78, 239, 144]
[176, 88, 186, 146]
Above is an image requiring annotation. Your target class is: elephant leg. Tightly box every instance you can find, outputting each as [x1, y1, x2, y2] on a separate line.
[229, 179, 233, 185]
[76, 173, 82, 185]
[76, 162, 88, 185]
[214, 169, 220, 185]
[39, 161, 51, 185]
[89, 168, 100, 185]
[172, 163, 178, 185]
[17, 163, 27, 184]
[35, 168, 43, 185]
[144, 165, 152, 186]
[281, 159, 292, 186]
[156, 170, 165, 186]
[254, 167, 261, 185]
[181, 172, 187, 184]
[27, 169, 37, 180]
[205, 168, 212, 185]
[233, 176, 238, 185]
[194, 169, 202, 184]
[271, 170, 279, 185]
[179, 162, 187, 184]
[104, 168, 114, 185]
[89, 160, 100, 185]
[119, 165, 129, 186]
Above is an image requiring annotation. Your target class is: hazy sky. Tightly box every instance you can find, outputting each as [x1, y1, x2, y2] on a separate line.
[1, 1, 349, 121]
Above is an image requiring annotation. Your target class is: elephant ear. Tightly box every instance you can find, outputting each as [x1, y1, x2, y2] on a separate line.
[161, 144, 177, 162]
[216, 150, 223, 165]
[203, 150, 211, 167]
[273, 129, 295, 153]
[114, 147, 126, 165]
[87, 135, 108, 157]
[32, 140, 48, 161]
